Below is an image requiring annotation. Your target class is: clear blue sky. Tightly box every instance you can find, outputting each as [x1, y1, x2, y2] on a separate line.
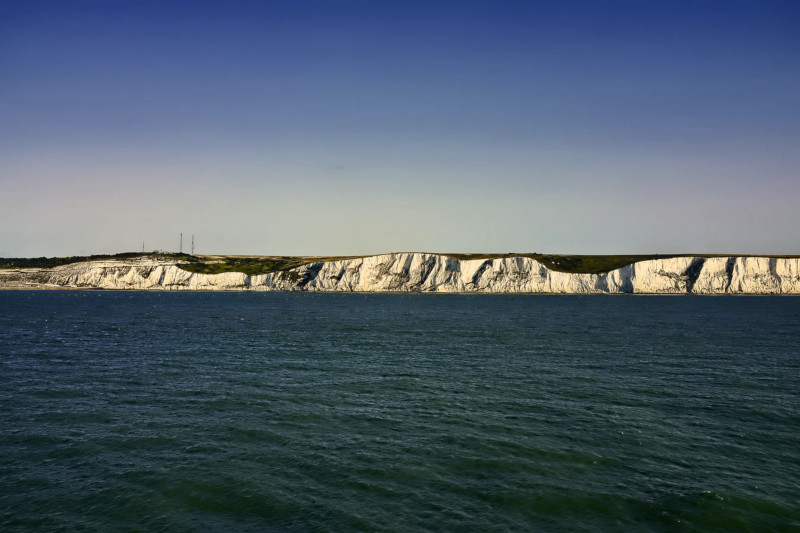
[2, 0, 799, 256]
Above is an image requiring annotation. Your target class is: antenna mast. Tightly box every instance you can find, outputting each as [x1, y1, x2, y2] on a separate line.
[180, 233, 183, 254]
[191, 234, 195, 255]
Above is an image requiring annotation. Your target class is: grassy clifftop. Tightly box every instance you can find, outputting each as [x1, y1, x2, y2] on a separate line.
[177, 255, 362, 276]
[2, 252, 797, 276]
[445, 253, 693, 274]
[0, 253, 356, 277]
[0, 252, 186, 270]
[178, 253, 696, 276]
[185, 253, 800, 276]
[447, 253, 800, 274]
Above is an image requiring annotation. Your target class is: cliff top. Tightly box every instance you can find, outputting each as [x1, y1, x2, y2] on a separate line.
[2, 252, 799, 276]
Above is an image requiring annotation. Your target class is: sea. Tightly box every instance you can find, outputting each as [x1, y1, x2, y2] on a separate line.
[1, 291, 799, 532]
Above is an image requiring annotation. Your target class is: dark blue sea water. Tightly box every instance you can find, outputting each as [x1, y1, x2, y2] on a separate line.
[1, 291, 799, 532]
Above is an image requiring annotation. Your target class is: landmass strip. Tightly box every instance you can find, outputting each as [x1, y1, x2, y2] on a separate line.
[2, 252, 799, 293]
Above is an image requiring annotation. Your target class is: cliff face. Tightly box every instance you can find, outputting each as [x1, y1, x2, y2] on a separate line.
[2, 254, 799, 294]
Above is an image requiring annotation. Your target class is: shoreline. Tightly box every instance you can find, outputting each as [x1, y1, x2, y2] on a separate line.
[2, 286, 798, 296]
[0, 285, 95, 290]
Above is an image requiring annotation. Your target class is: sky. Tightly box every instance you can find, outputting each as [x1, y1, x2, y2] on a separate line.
[2, 0, 799, 257]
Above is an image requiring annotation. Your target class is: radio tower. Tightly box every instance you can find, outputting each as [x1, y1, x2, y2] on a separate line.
[180, 233, 183, 254]
[191, 234, 195, 255]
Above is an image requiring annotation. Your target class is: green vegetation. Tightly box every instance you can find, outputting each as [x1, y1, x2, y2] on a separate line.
[177, 255, 363, 276]
[533, 254, 702, 274]
[0, 252, 188, 270]
[443, 253, 800, 274]
[0, 252, 358, 276]
[533, 254, 697, 274]
[442, 253, 690, 274]
[182, 252, 800, 276]
[178, 256, 308, 276]
[3, 251, 798, 276]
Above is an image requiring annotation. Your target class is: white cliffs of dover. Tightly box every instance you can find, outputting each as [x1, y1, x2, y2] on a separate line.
[1, 254, 799, 294]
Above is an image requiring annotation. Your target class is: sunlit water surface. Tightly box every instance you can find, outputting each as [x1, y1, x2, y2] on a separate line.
[1, 291, 799, 531]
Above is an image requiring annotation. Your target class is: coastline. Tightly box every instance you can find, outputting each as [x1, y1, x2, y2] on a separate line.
[2, 253, 799, 294]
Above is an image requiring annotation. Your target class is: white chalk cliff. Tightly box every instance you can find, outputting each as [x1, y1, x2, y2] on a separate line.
[2, 254, 799, 294]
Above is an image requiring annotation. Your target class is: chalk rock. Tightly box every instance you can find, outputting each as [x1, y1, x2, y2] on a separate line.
[2, 254, 799, 293]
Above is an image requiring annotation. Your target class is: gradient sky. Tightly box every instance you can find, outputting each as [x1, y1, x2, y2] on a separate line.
[2, 0, 799, 257]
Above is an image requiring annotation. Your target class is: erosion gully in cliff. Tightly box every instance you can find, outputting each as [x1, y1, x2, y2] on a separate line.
[1, 253, 799, 294]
